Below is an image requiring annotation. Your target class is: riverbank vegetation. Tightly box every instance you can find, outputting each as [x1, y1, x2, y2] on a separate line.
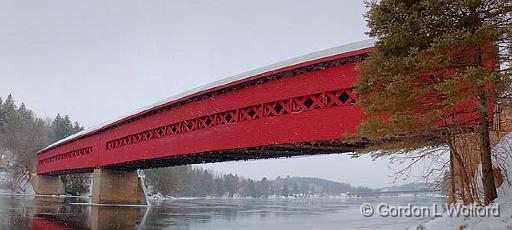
[0, 94, 87, 194]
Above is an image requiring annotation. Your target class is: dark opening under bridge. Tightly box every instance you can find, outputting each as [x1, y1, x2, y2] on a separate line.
[33, 39, 376, 204]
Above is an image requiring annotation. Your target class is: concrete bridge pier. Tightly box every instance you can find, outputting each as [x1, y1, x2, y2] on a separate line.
[91, 168, 148, 205]
[32, 174, 65, 195]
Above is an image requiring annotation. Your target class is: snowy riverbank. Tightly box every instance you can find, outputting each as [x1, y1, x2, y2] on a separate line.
[414, 133, 512, 229]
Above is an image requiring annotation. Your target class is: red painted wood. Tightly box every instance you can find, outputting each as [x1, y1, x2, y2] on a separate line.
[39, 47, 373, 152]
[36, 49, 368, 175]
[37, 135, 99, 174]
[99, 106, 362, 166]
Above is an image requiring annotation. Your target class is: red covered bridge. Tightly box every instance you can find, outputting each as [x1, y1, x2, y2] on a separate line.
[36, 39, 375, 175]
[33, 39, 376, 204]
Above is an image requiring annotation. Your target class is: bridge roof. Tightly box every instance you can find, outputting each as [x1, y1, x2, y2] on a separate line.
[38, 38, 376, 154]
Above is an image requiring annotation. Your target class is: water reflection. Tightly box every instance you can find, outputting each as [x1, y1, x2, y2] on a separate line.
[90, 206, 144, 229]
[29, 196, 363, 229]
[33, 196, 82, 230]
[0, 194, 446, 229]
[32, 196, 145, 230]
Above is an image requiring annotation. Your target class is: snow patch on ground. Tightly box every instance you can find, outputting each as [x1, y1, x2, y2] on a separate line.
[416, 133, 512, 229]
[0, 171, 34, 194]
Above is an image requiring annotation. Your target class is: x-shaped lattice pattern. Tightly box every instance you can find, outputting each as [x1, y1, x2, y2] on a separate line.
[104, 88, 357, 151]
[38, 146, 93, 165]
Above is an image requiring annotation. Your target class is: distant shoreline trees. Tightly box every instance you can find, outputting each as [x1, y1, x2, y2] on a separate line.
[145, 166, 376, 198]
[0, 94, 86, 194]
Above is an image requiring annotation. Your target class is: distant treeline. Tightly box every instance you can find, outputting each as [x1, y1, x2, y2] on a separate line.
[145, 166, 376, 197]
[0, 94, 86, 193]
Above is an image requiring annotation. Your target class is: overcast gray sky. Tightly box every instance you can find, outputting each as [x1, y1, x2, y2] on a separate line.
[0, 0, 424, 188]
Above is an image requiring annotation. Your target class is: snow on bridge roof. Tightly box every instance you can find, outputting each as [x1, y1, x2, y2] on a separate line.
[38, 38, 377, 154]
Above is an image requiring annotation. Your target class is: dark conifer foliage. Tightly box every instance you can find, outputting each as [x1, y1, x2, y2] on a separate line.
[356, 0, 511, 204]
[0, 94, 85, 193]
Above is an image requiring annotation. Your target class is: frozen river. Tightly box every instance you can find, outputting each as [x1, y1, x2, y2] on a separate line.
[1, 194, 445, 229]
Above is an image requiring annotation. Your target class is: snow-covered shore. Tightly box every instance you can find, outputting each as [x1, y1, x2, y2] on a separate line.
[414, 133, 512, 229]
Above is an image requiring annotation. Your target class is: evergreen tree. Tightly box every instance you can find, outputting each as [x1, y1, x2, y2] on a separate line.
[291, 182, 299, 196]
[51, 114, 76, 142]
[0, 94, 85, 193]
[247, 179, 257, 197]
[281, 184, 289, 197]
[61, 174, 90, 196]
[0, 97, 5, 131]
[257, 177, 270, 198]
[46, 113, 87, 194]
[146, 167, 176, 195]
[356, 0, 512, 204]
[198, 169, 215, 196]
[224, 174, 238, 197]
[3, 95, 19, 152]
[3, 95, 16, 114]
[73, 121, 84, 133]
[214, 177, 225, 197]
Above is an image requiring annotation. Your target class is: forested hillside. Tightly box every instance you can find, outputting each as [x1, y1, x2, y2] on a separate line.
[145, 166, 375, 198]
[0, 94, 85, 193]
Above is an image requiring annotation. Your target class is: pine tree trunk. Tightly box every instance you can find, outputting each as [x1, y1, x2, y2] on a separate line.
[478, 91, 497, 205]
[448, 142, 456, 205]
[472, 32, 497, 205]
